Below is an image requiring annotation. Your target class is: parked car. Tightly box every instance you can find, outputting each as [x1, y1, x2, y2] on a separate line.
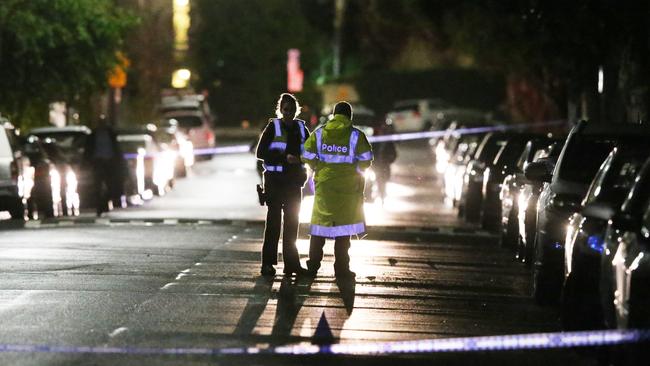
[386, 98, 454, 132]
[162, 112, 214, 159]
[29, 126, 93, 209]
[480, 133, 539, 232]
[517, 142, 563, 265]
[160, 93, 214, 160]
[561, 146, 650, 330]
[459, 132, 509, 223]
[499, 136, 557, 249]
[527, 120, 650, 305]
[20, 136, 80, 218]
[117, 130, 175, 199]
[442, 132, 485, 206]
[0, 120, 34, 219]
[600, 157, 650, 330]
[433, 119, 493, 174]
[153, 122, 193, 178]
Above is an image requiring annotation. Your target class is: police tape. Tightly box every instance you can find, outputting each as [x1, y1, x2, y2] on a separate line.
[123, 120, 568, 160]
[0, 328, 648, 356]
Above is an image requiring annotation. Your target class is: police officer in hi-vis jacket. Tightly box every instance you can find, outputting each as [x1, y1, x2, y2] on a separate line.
[301, 101, 373, 279]
[256, 93, 310, 277]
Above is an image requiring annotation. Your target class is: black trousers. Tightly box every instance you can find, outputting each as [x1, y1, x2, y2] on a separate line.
[261, 182, 302, 269]
[306, 235, 351, 273]
[92, 158, 122, 214]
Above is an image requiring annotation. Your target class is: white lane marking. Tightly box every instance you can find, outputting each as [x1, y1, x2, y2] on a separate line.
[108, 327, 128, 338]
[175, 268, 192, 280]
[160, 283, 177, 290]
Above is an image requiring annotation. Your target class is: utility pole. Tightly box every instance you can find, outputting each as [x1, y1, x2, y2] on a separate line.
[333, 0, 346, 79]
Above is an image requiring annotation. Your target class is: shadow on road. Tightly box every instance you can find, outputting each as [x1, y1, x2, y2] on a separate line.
[233, 276, 275, 336]
[335, 277, 356, 315]
[271, 275, 315, 344]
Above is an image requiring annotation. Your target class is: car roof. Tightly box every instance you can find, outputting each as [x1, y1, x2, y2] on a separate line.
[393, 98, 448, 107]
[321, 103, 375, 116]
[31, 125, 92, 135]
[163, 110, 204, 118]
[575, 121, 650, 137]
[117, 134, 152, 142]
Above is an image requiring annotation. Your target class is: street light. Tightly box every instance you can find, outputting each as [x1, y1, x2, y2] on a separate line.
[172, 68, 191, 89]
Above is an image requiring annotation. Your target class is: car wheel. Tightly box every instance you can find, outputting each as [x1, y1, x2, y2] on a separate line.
[42, 198, 55, 219]
[9, 200, 27, 220]
[532, 264, 555, 305]
[465, 188, 481, 223]
[503, 211, 517, 249]
[562, 272, 604, 330]
[560, 273, 581, 330]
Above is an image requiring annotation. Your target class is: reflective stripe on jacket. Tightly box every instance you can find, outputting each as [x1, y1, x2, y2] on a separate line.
[264, 118, 306, 173]
[302, 114, 373, 237]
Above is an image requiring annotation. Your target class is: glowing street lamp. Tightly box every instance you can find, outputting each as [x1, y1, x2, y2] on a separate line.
[172, 68, 191, 89]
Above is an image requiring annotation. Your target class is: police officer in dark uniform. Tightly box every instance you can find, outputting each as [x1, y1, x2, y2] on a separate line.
[256, 93, 310, 276]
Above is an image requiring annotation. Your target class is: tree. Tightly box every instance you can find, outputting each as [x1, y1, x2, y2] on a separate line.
[190, 0, 326, 126]
[444, 0, 649, 123]
[0, 0, 135, 128]
[117, 0, 175, 124]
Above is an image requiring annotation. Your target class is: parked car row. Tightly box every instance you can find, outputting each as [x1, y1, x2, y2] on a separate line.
[435, 119, 650, 332]
[1, 118, 197, 220]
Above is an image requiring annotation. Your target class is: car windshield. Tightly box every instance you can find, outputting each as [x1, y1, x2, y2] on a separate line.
[585, 150, 648, 205]
[494, 137, 529, 166]
[31, 132, 88, 161]
[476, 134, 507, 163]
[557, 138, 615, 183]
[392, 103, 418, 112]
[166, 115, 203, 128]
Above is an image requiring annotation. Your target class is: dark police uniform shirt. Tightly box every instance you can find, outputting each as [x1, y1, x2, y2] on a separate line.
[255, 119, 310, 187]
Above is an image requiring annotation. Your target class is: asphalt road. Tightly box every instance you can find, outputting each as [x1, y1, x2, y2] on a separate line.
[0, 140, 609, 365]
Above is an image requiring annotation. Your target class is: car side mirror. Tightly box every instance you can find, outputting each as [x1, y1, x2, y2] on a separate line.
[524, 161, 552, 183]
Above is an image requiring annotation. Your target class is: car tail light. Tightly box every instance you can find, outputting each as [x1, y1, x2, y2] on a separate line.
[205, 130, 214, 142]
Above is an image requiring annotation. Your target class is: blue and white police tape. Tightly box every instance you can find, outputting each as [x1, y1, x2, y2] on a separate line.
[0, 328, 647, 356]
[368, 119, 567, 143]
[123, 119, 568, 160]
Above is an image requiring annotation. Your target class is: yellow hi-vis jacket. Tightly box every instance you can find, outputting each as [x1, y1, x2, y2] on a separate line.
[302, 114, 373, 237]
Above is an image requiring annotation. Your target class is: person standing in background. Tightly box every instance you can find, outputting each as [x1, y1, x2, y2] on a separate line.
[83, 116, 125, 217]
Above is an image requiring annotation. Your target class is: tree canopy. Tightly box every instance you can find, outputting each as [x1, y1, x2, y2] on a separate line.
[0, 0, 135, 127]
[190, 0, 326, 126]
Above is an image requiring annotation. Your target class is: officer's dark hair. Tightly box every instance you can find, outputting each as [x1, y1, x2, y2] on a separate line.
[275, 93, 301, 119]
[333, 101, 353, 120]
